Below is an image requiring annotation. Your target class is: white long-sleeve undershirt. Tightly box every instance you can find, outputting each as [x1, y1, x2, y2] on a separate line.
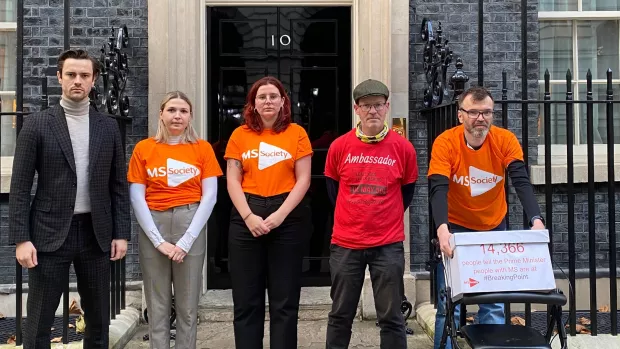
[129, 177, 218, 253]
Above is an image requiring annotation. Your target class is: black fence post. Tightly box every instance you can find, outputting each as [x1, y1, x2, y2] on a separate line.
[542, 69, 554, 333]
[543, 69, 553, 264]
[427, 108, 436, 306]
[14, 0, 24, 346]
[585, 70, 598, 336]
[64, 0, 70, 50]
[501, 70, 510, 230]
[451, 57, 469, 100]
[520, 0, 529, 232]
[62, 1, 71, 343]
[477, 0, 483, 86]
[500, 71, 512, 324]
[41, 76, 48, 109]
[565, 69, 577, 336]
[15, 0, 23, 136]
[15, 260, 22, 346]
[606, 69, 617, 336]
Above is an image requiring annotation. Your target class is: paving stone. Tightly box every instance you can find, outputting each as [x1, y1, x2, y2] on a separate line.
[124, 319, 433, 349]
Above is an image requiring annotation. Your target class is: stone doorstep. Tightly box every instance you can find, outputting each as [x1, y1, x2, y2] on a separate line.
[415, 302, 620, 349]
[0, 307, 140, 349]
[197, 286, 341, 322]
[196, 273, 417, 322]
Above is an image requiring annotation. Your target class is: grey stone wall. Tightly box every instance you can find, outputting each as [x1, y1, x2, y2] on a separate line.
[408, 0, 620, 274]
[0, 0, 148, 284]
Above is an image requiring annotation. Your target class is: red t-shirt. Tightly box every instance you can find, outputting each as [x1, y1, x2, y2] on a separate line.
[325, 130, 419, 249]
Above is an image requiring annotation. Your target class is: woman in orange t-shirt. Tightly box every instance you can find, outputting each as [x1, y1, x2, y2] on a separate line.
[224, 76, 313, 349]
[127, 91, 223, 349]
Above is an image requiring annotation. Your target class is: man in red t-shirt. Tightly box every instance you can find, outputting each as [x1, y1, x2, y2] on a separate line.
[324, 79, 418, 349]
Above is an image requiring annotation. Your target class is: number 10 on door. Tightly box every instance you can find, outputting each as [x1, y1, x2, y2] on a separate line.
[272, 35, 291, 46]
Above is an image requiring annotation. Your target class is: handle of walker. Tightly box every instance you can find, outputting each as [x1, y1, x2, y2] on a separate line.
[425, 238, 443, 271]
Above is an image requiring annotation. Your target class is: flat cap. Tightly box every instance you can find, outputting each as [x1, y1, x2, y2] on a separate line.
[353, 79, 389, 102]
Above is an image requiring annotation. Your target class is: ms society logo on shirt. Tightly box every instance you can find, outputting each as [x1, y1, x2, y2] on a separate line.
[452, 166, 504, 197]
[241, 141, 292, 170]
[146, 158, 201, 187]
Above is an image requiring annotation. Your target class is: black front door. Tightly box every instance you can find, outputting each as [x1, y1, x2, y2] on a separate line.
[206, 6, 352, 289]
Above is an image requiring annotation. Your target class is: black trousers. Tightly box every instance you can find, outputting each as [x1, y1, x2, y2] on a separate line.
[24, 213, 110, 349]
[228, 193, 310, 349]
[326, 242, 407, 349]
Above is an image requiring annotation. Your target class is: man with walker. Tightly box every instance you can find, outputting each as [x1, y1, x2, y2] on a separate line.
[428, 86, 545, 349]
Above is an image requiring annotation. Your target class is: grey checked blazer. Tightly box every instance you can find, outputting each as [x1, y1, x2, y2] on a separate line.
[8, 104, 131, 253]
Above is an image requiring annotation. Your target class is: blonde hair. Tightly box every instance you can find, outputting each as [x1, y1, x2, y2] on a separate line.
[154, 91, 200, 143]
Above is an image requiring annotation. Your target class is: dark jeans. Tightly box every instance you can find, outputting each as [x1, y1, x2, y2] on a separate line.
[326, 242, 406, 349]
[228, 193, 310, 349]
[24, 213, 110, 349]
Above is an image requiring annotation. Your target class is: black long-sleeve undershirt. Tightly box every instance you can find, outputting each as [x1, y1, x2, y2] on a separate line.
[428, 174, 450, 230]
[326, 177, 416, 212]
[428, 160, 542, 230]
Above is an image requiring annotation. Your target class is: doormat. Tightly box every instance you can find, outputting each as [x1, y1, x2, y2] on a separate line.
[0, 316, 84, 344]
[466, 311, 620, 335]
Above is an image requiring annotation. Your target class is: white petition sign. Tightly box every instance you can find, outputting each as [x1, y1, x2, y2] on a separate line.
[444, 229, 556, 300]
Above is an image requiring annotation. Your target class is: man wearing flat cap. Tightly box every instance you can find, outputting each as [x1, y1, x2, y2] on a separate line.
[324, 79, 418, 348]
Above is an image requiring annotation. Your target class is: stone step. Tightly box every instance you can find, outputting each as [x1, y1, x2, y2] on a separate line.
[198, 286, 355, 322]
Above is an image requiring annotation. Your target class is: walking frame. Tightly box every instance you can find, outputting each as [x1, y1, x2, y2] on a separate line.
[431, 238, 569, 349]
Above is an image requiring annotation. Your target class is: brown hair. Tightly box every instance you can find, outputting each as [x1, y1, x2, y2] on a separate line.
[242, 76, 291, 133]
[458, 86, 494, 107]
[57, 49, 100, 77]
[155, 91, 200, 144]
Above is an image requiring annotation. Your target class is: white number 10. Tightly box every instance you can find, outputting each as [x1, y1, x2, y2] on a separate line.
[271, 34, 291, 47]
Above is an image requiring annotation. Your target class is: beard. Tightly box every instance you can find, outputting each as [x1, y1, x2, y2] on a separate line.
[466, 121, 491, 138]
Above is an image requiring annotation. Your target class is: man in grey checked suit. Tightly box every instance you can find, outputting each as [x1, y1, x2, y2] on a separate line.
[9, 49, 131, 348]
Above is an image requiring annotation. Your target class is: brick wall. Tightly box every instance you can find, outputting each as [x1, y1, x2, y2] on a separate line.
[0, 0, 148, 284]
[408, 0, 620, 273]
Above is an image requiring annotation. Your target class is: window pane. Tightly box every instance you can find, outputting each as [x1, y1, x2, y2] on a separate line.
[582, 0, 620, 11]
[539, 0, 578, 11]
[577, 20, 619, 80]
[540, 21, 573, 80]
[578, 83, 620, 144]
[1, 94, 16, 157]
[0, 0, 16, 22]
[538, 82, 576, 145]
[0, 31, 16, 91]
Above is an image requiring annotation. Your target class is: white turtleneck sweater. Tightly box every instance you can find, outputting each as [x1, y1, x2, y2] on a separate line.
[60, 97, 91, 214]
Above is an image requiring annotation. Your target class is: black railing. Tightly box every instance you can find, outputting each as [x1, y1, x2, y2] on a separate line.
[422, 68, 619, 337]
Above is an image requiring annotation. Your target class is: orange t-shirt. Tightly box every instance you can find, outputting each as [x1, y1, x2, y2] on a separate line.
[127, 138, 223, 211]
[224, 123, 313, 197]
[427, 125, 524, 230]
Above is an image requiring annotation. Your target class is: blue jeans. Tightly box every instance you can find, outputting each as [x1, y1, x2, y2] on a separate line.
[433, 221, 506, 349]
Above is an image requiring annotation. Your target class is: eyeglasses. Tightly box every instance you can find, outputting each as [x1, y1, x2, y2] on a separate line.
[459, 108, 495, 119]
[358, 102, 387, 112]
[256, 94, 282, 103]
